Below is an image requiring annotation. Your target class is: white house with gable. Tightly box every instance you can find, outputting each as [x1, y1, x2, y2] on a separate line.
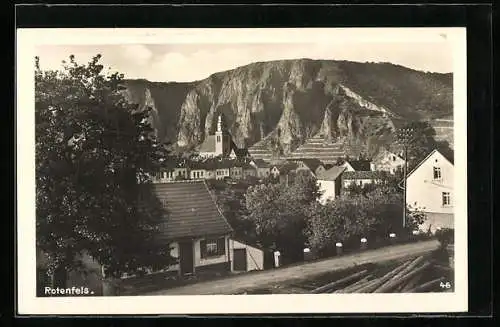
[372, 148, 405, 174]
[405, 149, 454, 234]
[316, 165, 346, 204]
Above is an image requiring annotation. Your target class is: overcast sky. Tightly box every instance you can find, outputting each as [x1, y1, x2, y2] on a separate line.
[36, 42, 453, 83]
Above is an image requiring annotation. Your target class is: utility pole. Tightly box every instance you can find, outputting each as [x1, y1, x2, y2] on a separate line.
[398, 127, 414, 229]
[403, 144, 408, 228]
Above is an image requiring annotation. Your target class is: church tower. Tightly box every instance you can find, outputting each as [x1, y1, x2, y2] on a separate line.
[215, 115, 230, 156]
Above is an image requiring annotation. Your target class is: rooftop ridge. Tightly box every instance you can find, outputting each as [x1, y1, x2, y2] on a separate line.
[151, 179, 206, 185]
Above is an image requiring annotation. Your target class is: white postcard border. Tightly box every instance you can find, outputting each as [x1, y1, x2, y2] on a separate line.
[16, 27, 468, 315]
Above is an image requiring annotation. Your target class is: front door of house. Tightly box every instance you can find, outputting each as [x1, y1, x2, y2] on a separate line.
[179, 241, 194, 275]
[233, 248, 247, 271]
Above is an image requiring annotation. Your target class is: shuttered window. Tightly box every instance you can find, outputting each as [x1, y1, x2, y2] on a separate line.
[200, 237, 226, 258]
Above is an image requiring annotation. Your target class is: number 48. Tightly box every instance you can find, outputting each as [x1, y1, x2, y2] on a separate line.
[440, 281, 452, 289]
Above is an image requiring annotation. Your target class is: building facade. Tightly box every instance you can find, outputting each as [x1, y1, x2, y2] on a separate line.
[405, 149, 454, 233]
[230, 239, 265, 272]
[342, 171, 382, 188]
[147, 181, 234, 276]
[316, 165, 346, 204]
[372, 148, 405, 174]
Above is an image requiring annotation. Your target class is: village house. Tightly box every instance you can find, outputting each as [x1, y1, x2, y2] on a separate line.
[372, 148, 405, 174]
[214, 159, 233, 180]
[249, 159, 271, 179]
[288, 158, 325, 177]
[270, 165, 281, 178]
[242, 162, 257, 179]
[147, 180, 235, 276]
[268, 162, 298, 185]
[405, 149, 454, 234]
[203, 160, 217, 180]
[152, 160, 189, 183]
[229, 147, 251, 161]
[189, 161, 208, 180]
[270, 161, 295, 178]
[316, 165, 347, 203]
[229, 162, 244, 180]
[341, 159, 374, 172]
[342, 170, 383, 188]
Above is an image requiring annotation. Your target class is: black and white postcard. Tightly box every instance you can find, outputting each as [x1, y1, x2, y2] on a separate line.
[16, 27, 467, 314]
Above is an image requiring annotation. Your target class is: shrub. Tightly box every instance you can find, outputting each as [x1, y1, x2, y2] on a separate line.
[435, 228, 454, 247]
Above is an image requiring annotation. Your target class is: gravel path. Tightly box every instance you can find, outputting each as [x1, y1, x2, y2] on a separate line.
[144, 239, 440, 295]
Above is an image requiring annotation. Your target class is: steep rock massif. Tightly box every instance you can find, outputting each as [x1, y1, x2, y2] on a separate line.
[123, 59, 453, 157]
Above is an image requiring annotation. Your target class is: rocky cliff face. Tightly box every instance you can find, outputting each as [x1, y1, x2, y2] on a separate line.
[123, 59, 453, 156]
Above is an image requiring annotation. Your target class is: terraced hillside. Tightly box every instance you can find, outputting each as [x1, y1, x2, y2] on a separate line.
[429, 117, 454, 148]
[247, 142, 275, 161]
[284, 136, 345, 163]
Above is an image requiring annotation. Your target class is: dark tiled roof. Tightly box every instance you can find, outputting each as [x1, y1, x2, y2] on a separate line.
[343, 171, 382, 180]
[188, 161, 207, 170]
[198, 135, 216, 153]
[230, 163, 243, 169]
[405, 149, 454, 180]
[347, 160, 372, 171]
[160, 157, 187, 169]
[443, 150, 454, 165]
[214, 159, 235, 169]
[149, 181, 233, 241]
[234, 147, 250, 158]
[252, 159, 271, 168]
[242, 162, 256, 170]
[274, 162, 298, 175]
[316, 165, 346, 181]
[289, 158, 324, 172]
[373, 148, 397, 161]
[299, 158, 324, 172]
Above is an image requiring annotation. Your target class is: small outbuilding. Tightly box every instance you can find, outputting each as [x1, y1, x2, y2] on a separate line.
[229, 239, 265, 272]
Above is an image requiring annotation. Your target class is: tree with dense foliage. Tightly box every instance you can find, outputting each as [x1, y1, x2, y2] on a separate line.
[210, 182, 256, 243]
[344, 182, 377, 197]
[244, 171, 321, 263]
[396, 121, 453, 170]
[305, 185, 426, 257]
[35, 55, 175, 287]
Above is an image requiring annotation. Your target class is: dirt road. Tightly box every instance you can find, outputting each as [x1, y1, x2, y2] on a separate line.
[144, 239, 440, 295]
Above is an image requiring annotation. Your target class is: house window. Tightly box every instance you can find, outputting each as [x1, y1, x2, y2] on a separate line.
[442, 192, 451, 206]
[433, 167, 442, 180]
[392, 156, 396, 161]
[217, 136, 221, 142]
[200, 237, 226, 258]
